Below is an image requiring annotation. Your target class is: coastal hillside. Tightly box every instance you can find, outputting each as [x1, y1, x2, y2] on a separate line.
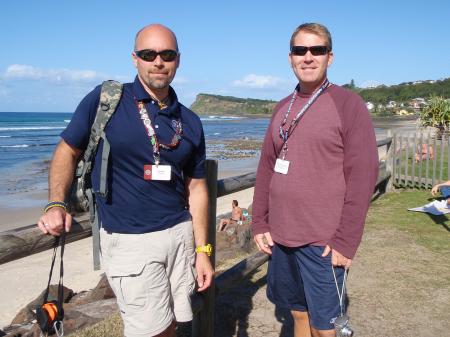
[190, 77, 450, 117]
[347, 77, 450, 104]
[190, 94, 277, 116]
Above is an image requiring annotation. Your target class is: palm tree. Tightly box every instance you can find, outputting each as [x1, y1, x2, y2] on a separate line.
[419, 96, 450, 138]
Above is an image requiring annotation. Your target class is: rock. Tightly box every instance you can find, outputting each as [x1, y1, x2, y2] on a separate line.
[236, 224, 253, 251]
[9, 307, 34, 326]
[216, 217, 255, 262]
[70, 274, 115, 305]
[89, 273, 115, 301]
[69, 290, 91, 305]
[4, 299, 118, 337]
[2, 323, 40, 337]
[61, 298, 118, 333]
[11, 285, 73, 325]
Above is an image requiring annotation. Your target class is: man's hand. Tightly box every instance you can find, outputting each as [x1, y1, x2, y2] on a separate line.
[322, 245, 352, 269]
[254, 232, 274, 255]
[195, 252, 214, 292]
[37, 207, 72, 236]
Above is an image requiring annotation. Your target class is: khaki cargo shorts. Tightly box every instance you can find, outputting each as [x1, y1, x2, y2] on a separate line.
[100, 220, 196, 337]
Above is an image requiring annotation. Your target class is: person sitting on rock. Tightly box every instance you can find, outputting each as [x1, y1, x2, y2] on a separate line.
[218, 200, 243, 231]
[431, 180, 450, 205]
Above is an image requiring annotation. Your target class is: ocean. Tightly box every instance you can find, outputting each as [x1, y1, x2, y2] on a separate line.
[0, 111, 385, 198]
[0, 112, 270, 196]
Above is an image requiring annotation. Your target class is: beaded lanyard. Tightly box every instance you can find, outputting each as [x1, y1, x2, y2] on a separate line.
[278, 79, 330, 159]
[135, 99, 182, 165]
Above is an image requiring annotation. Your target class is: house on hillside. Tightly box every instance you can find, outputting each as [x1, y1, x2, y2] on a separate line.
[366, 102, 375, 111]
[410, 97, 427, 111]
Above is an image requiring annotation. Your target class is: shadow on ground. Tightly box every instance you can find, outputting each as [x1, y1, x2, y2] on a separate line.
[214, 269, 293, 337]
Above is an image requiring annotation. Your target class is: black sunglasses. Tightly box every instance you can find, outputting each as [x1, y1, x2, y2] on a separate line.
[135, 49, 178, 62]
[290, 45, 329, 56]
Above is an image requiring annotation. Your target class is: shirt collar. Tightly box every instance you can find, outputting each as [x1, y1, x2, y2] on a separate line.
[132, 76, 180, 117]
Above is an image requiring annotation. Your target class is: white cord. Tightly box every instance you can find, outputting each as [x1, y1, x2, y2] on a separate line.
[332, 266, 347, 316]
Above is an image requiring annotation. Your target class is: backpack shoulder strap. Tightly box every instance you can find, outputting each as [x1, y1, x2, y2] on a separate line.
[77, 80, 122, 271]
[82, 80, 123, 164]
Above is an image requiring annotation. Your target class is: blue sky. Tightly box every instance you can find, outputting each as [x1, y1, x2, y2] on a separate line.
[0, 0, 449, 112]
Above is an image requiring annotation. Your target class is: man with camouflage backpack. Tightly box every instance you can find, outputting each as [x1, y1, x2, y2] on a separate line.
[37, 24, 213, 337]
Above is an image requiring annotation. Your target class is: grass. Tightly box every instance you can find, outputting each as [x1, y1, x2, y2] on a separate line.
[367, 189, 450, 254]
[68, 313, 122, 337]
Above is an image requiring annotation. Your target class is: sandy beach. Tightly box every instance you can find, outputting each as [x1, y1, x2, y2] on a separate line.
[0, 117, 420, 328]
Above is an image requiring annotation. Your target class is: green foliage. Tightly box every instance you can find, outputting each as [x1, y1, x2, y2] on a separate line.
[342, 79, 356, 89]
[357, 78, 450, 104]
[419, 96, 450, 131]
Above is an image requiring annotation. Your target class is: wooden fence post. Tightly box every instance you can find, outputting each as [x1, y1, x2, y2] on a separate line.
[192, 159, 217, 337]
[386, 130, 394, 191]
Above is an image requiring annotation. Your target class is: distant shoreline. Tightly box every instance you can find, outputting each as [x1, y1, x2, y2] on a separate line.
[199, 113, 419, 126]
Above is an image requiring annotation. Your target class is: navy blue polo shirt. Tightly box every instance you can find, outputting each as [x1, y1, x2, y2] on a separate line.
[61, 76, 206, 233]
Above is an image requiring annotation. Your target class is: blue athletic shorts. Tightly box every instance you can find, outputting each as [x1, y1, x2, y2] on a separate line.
[266, 243, 345, 330]
[440, 186, 450, 199]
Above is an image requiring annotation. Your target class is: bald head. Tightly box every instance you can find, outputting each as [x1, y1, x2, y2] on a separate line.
[134, 24, 178, 52]
[132, 24, 180, 100]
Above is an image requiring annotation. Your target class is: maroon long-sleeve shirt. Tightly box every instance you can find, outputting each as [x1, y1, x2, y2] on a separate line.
[252, 84, 378, 258]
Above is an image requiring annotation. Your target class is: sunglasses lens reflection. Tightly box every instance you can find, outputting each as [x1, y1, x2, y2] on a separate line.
[309, 46, 328, 55]
[291, 46, 328, 56]
[136, 49, 178, 62]
[159, 50, 178, 61]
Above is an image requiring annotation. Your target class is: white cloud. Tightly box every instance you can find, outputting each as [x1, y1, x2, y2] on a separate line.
[232, 74, 286, 89]
[1, 64, 124, 84]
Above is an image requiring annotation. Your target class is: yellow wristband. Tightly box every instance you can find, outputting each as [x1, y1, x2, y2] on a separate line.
[44, 201, 68, 214]
[195, 244, 213, 256]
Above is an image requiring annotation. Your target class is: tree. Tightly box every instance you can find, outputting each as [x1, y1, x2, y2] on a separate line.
[350, 79, 355, 89]
[419, 96, 450, 137]
[343, 79, 356, 90]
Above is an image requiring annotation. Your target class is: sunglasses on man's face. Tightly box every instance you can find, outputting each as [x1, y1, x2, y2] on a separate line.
[135, 49, 178, 62]
[290, 45, 329, 56]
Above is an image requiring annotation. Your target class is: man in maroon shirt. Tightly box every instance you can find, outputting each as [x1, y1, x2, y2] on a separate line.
[252, 23, 378, 337]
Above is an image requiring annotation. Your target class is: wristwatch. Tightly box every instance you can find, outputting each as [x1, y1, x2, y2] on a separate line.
[195, 244, 213, 256]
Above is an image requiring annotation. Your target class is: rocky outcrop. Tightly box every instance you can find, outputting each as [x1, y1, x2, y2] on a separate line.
[190, 94, 276, 116]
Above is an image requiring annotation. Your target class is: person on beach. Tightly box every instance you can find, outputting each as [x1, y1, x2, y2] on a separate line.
[251, 23, 379, 337]
[218, 199, 243, 231]
[431, 180, 450, 205]
[37, 24, 213, 337]
[415, 143, 434, 162]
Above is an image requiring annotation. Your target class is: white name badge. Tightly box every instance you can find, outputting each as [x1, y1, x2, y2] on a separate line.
[143, 165, 172, 181]
[274, 158, 290, 175]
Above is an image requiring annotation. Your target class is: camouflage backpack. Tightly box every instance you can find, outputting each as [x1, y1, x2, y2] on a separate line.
[69, 80, 123, 269]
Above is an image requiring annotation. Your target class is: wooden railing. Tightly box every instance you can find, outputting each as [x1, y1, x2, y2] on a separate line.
[0, 136, 393, 337]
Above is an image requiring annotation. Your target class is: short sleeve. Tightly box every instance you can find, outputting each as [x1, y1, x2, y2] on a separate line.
[60, 85, 101, 150]
[183, 121, 206, 179]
